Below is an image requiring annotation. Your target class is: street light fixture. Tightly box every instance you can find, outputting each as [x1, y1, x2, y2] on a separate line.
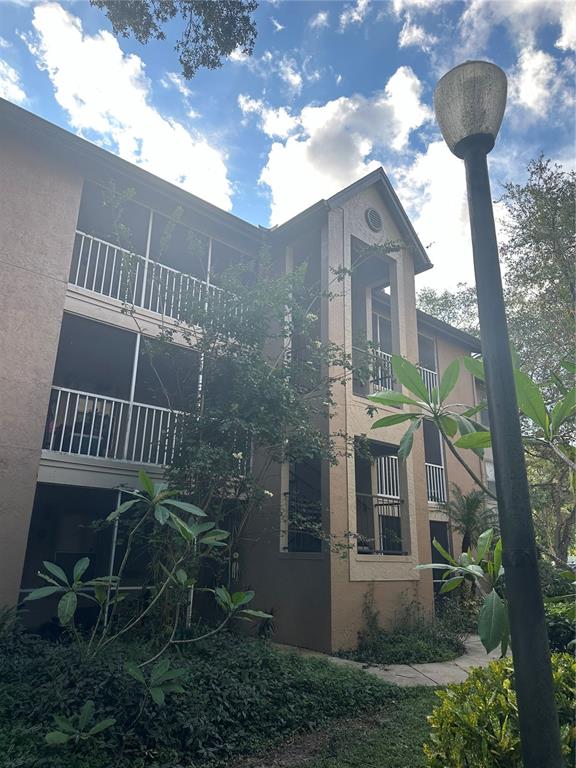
[434, 61, 562, 768]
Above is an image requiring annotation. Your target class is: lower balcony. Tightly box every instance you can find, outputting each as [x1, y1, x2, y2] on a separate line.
[43, 386, 183, 466]
[356, 494, 407, 555]
[352, 346, 394, 397]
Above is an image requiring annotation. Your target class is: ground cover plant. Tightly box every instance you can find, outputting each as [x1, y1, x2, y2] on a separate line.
[340, 591, 467, 665]
[229, 687, 440, 768]
[0, 625, 412, 768]
[424, 654, 576, 768]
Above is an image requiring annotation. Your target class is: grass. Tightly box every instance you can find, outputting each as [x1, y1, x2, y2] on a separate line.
[230, 687, 440, 768]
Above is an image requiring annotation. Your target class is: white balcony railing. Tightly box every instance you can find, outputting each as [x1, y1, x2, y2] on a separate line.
[70, 231, 236, 325]
[43, 386, 184, 466]
[372, 349, 394, 392]
[420, 366, 438, 397]
[376, 454, 400, 498]
[426, 462, 446, 503]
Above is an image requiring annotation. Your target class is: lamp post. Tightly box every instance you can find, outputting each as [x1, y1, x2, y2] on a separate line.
[434, 61, 562, 768]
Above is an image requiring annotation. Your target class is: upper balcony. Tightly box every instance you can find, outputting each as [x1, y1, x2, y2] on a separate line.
[70, 180, 246, 328]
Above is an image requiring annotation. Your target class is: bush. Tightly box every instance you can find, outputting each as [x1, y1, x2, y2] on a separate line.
[539, 559, 575, 599]
[545, 601, 575, 652]
[341, 593, 467, 665]
[0, 627, 405, 767]
[424, 654, 576, 768]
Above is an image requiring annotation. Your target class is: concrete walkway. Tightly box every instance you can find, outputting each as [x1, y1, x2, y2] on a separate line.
[275, 636, 503, 687]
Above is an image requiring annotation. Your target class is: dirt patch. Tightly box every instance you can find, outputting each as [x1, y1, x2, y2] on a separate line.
[226, 716, 373, 767]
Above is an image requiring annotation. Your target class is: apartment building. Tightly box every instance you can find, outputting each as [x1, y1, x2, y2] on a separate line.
[0, 98, 486, 652]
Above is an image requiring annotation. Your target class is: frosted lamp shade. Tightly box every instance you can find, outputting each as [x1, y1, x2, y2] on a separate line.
[434, 61, 507, 157]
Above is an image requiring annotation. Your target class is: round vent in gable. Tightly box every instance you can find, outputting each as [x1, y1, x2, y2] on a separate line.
[365, 208, 382, 232]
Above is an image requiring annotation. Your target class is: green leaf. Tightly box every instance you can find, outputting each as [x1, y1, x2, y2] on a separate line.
[492, 537, 503, 580]
[57, 591, 77, 626]
[438, 359, 460, 402]
[150, 658, 171, 685]
[514, 369, 549, 434]
[78, 700, 95, 731]
[214, 585, 233, 610]
[462, 403, 487, 418]
[176, 569, 188, 586]
[476, 529, 494, 564]
[154, 505, 171, 525]
[162, 499, 207, 517]
[432, 538, 458, 566]
[107, 498, 139, 522]
[42, 561, 69, 586]
[125, 662, 146, 685]
[88, 718, 116, 736]
[367, 390, 422, 407]
[392, 355, 430, 402]
[53, 716, 76, 734]
[73, 557, 90, 583]
[463, 356, 485, 380]
[440, 576, 464, 594]
[398, 418, 422, 460]
[415, 563, 455, 571]
[241, 609, 273, 619]
[478, 589, 507, 653]
[550, 388, 576, 435]
[454, 431, 492, 449]
[150, 687, 165, 706]
[231, 590, 255, 608]
[24, 585, 62, 602]
[371, 413, 419, 429]
[45, 731, 71, 745]
[500, 602, 510, 658]
[439, 415, 458, 437]
[169, 513, 195, 542]
[139, 469, 155, 497]
[199, 530, 229, 546]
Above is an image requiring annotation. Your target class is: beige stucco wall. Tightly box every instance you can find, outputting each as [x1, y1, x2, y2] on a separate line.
[321, 187, 436, 651]
[0, 124, 82, 606]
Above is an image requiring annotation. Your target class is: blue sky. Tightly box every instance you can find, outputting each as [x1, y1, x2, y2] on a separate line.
[0, 0, 574, 290]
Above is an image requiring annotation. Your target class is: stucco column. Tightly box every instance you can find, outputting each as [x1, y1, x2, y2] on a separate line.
[0, 124, 82, 606]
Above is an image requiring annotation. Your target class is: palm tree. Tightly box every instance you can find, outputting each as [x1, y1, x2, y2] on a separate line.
[444, 485, 497, 553]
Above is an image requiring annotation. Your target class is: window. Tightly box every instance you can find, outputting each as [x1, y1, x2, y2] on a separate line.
[286, 459, 322, 552]
[418, 334, 437, 372]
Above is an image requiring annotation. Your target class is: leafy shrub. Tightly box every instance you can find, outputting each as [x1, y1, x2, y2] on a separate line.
[424, 654, 576, 767]
[0, 628, 405, 767]
[545, 601, 575, 652]
[539, 559, 576, 599]
[342, 593, 467, 665]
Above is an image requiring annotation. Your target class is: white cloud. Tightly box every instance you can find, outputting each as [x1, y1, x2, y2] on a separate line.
[0, 58, 27, 104]
[509, 47, 557, 117]
[340, 0, 370, 31]
[161, 71, 192, 100]
[394, 140, 473, 290]
[26, 2, 232, 211]
[278, 56, 303, 94]
[0, 37, 11, 49]
[271, 17, 285, 33]
[309, 11, 329, 30]
[460, 0, 576, 54]
[254, 66, 431, 224]
[238, 94, 298, 139]
[398, 13, 438, 50]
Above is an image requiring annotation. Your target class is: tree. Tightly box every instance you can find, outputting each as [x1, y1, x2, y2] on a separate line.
[417, 282, 479, 338]
[444, 484, 496, 553]
[416, 157, 575, 562]
[91, 0, 258, 79]
[499, 156, 575, 384]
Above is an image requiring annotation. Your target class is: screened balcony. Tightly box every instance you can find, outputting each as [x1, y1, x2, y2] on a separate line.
[355, 447, 408, 555]
[71, 181, 244, 327]
[42, 314, 197, 467]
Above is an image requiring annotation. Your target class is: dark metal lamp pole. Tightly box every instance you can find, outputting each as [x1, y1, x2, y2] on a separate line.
[434, 61, 563, 768]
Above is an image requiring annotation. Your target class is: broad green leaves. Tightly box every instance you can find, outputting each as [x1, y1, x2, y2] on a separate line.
[398, 418, 422, 460]
[454, 431, 492, 450]
[125, 659, 186, 707]
[478, 590, 507, 653]
[392, 355, 430, 402]
[45, 700, 116, 746]
[438, 359, 460, 402]
[514, 370, 549, 433]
